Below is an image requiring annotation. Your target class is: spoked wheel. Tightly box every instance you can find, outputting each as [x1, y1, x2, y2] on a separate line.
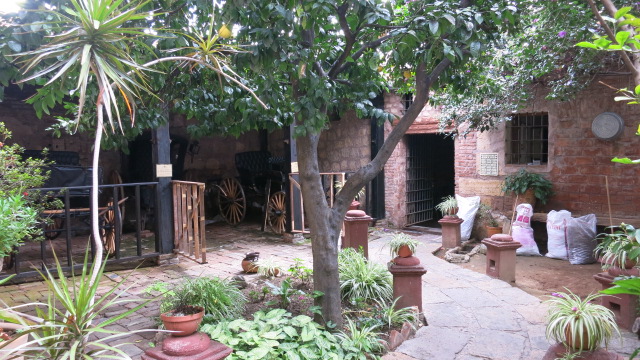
[101, 201, 117, 255]
[217, 177, 246, 225]
[267, 191, 287, 234]
[44, 217, 64, 240]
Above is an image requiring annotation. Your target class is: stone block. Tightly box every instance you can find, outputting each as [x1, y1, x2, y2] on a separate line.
[481, 238, 522, 283]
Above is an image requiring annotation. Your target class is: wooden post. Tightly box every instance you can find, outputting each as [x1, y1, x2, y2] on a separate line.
[153, 123, 174, 254]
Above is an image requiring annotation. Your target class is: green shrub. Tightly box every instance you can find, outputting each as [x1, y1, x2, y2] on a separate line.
[201, 308, 381, 360]
[161, 277, 246, 322]
[338, 248, 392, 304]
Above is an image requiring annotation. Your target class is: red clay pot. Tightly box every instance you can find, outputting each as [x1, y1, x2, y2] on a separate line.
[486, 226, 502, 238]
[397, 245, 413, 258]
[161, 306, 205, 337]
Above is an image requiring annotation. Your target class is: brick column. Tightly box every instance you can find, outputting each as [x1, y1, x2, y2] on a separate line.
[342, 210, 372, 259]
[389, 256, 427, 312]
[481, 237, 522, 283]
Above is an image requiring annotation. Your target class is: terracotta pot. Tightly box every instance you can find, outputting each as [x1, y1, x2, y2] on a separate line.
[563, 324, 590, 351]
[601, 258, 639, 276]
[241, 252, 259, 273]
[397, 245, 413, 258]
[0, 322, 29, 360]
[161, 306, 205, 337]
[486, 226, 502, 238]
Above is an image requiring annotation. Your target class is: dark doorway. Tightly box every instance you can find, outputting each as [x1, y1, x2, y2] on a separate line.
[405, 134, 455, 227]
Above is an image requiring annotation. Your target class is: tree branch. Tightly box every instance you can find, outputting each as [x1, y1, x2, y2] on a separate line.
[328, 3, 357, 78]
[586, 0, 640, 84]
[334, 32, 397, 76]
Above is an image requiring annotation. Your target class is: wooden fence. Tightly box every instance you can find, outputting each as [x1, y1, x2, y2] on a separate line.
[171, 180, 207, 263]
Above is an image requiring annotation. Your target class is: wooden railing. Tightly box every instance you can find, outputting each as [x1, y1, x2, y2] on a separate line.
[171, 180, 207, 264]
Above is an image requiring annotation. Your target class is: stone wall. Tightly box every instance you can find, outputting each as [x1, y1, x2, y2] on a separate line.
[457, 75, 640, 223]
[317, 110, 370, 173]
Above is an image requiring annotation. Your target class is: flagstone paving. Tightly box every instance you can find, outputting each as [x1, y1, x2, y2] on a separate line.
[0, 223, 637, 359]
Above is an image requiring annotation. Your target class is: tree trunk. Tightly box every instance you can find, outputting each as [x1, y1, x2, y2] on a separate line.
[296, 132, 344, 326]
[89, 99, 104, 286]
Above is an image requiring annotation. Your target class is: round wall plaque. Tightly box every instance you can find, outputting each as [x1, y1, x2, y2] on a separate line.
[591, 112, 624, 140]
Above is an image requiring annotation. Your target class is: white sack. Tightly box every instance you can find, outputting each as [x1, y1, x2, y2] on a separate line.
[455, 194, 480, 241]
[513, 203, 533, 228]
[513, 225, 541, 256]
[545, 210, 573, 260]
[566, 214, 597, 265]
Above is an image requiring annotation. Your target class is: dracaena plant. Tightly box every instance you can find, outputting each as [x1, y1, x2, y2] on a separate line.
[14, 0, 157, 285]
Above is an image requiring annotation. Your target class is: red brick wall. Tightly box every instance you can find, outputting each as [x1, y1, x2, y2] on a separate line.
[0, 97, 121, 178]
[457, 75, 640, 224]
[383, 93, 445, 227]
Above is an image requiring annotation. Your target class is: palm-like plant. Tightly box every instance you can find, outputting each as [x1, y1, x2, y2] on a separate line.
[16, 0, 155, 283]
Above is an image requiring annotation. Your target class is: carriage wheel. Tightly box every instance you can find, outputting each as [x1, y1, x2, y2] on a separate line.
[101, 202, 117, 255]
[217, 178, 246, 225]
[44, 217, 64, 240]
[267, 191, 287, 234]
[108, 170, 126, 224]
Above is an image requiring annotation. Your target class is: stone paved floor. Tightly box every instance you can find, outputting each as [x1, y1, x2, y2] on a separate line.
[1, 222, 638, 359]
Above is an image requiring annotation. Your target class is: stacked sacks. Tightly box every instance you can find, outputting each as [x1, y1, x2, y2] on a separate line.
[545, 210, 597, 264]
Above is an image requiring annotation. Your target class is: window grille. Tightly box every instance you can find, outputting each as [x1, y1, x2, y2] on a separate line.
[505, 113, 549, 165]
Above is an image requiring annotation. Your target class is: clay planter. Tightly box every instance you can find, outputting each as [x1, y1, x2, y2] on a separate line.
[564, 324, 590, 352]
[486, 226, 502, 238]
[241, 252, 259, 273]
[397, 245, 413, 258]
[0, 322, 29, 360]
[160, 306, 205, 337]
[599, 257, 639, 277]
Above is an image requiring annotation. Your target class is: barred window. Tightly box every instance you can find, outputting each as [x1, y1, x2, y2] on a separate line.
[505, 113, 549, 165]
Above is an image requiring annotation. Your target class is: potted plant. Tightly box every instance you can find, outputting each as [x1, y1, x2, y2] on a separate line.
[594, 223, 640, 276]
[256, 257, 283, 277]
[435, 196, 458, 218]
[389, 233, 420, 258]
[478, 203, 502, 237]
[502, 168, 553, 208]
[545, 289, 619, 352]
[160, 302, 205, 337]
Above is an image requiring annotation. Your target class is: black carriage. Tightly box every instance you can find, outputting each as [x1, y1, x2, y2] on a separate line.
[216, 151, 287, 234]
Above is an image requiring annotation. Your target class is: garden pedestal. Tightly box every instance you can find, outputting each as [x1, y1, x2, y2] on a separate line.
[389, 258, 427, 312]
[593, 272, 639, 331]
[342, 210, 372, 259]
[481, 238, 521, 283]
[142, 332, 232, 360]
[438, 217, 463, 248]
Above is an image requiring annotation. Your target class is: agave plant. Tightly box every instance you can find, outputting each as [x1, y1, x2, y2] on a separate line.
[0, 248, 153, 359]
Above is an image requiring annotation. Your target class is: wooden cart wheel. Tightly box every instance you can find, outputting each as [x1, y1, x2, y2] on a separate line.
[267, 191, 287, 234]
[44, 217, 64, 240]
[101, 201, 117, 255]
[108, 170, 126, 223]
[217, 177, 246, 225]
